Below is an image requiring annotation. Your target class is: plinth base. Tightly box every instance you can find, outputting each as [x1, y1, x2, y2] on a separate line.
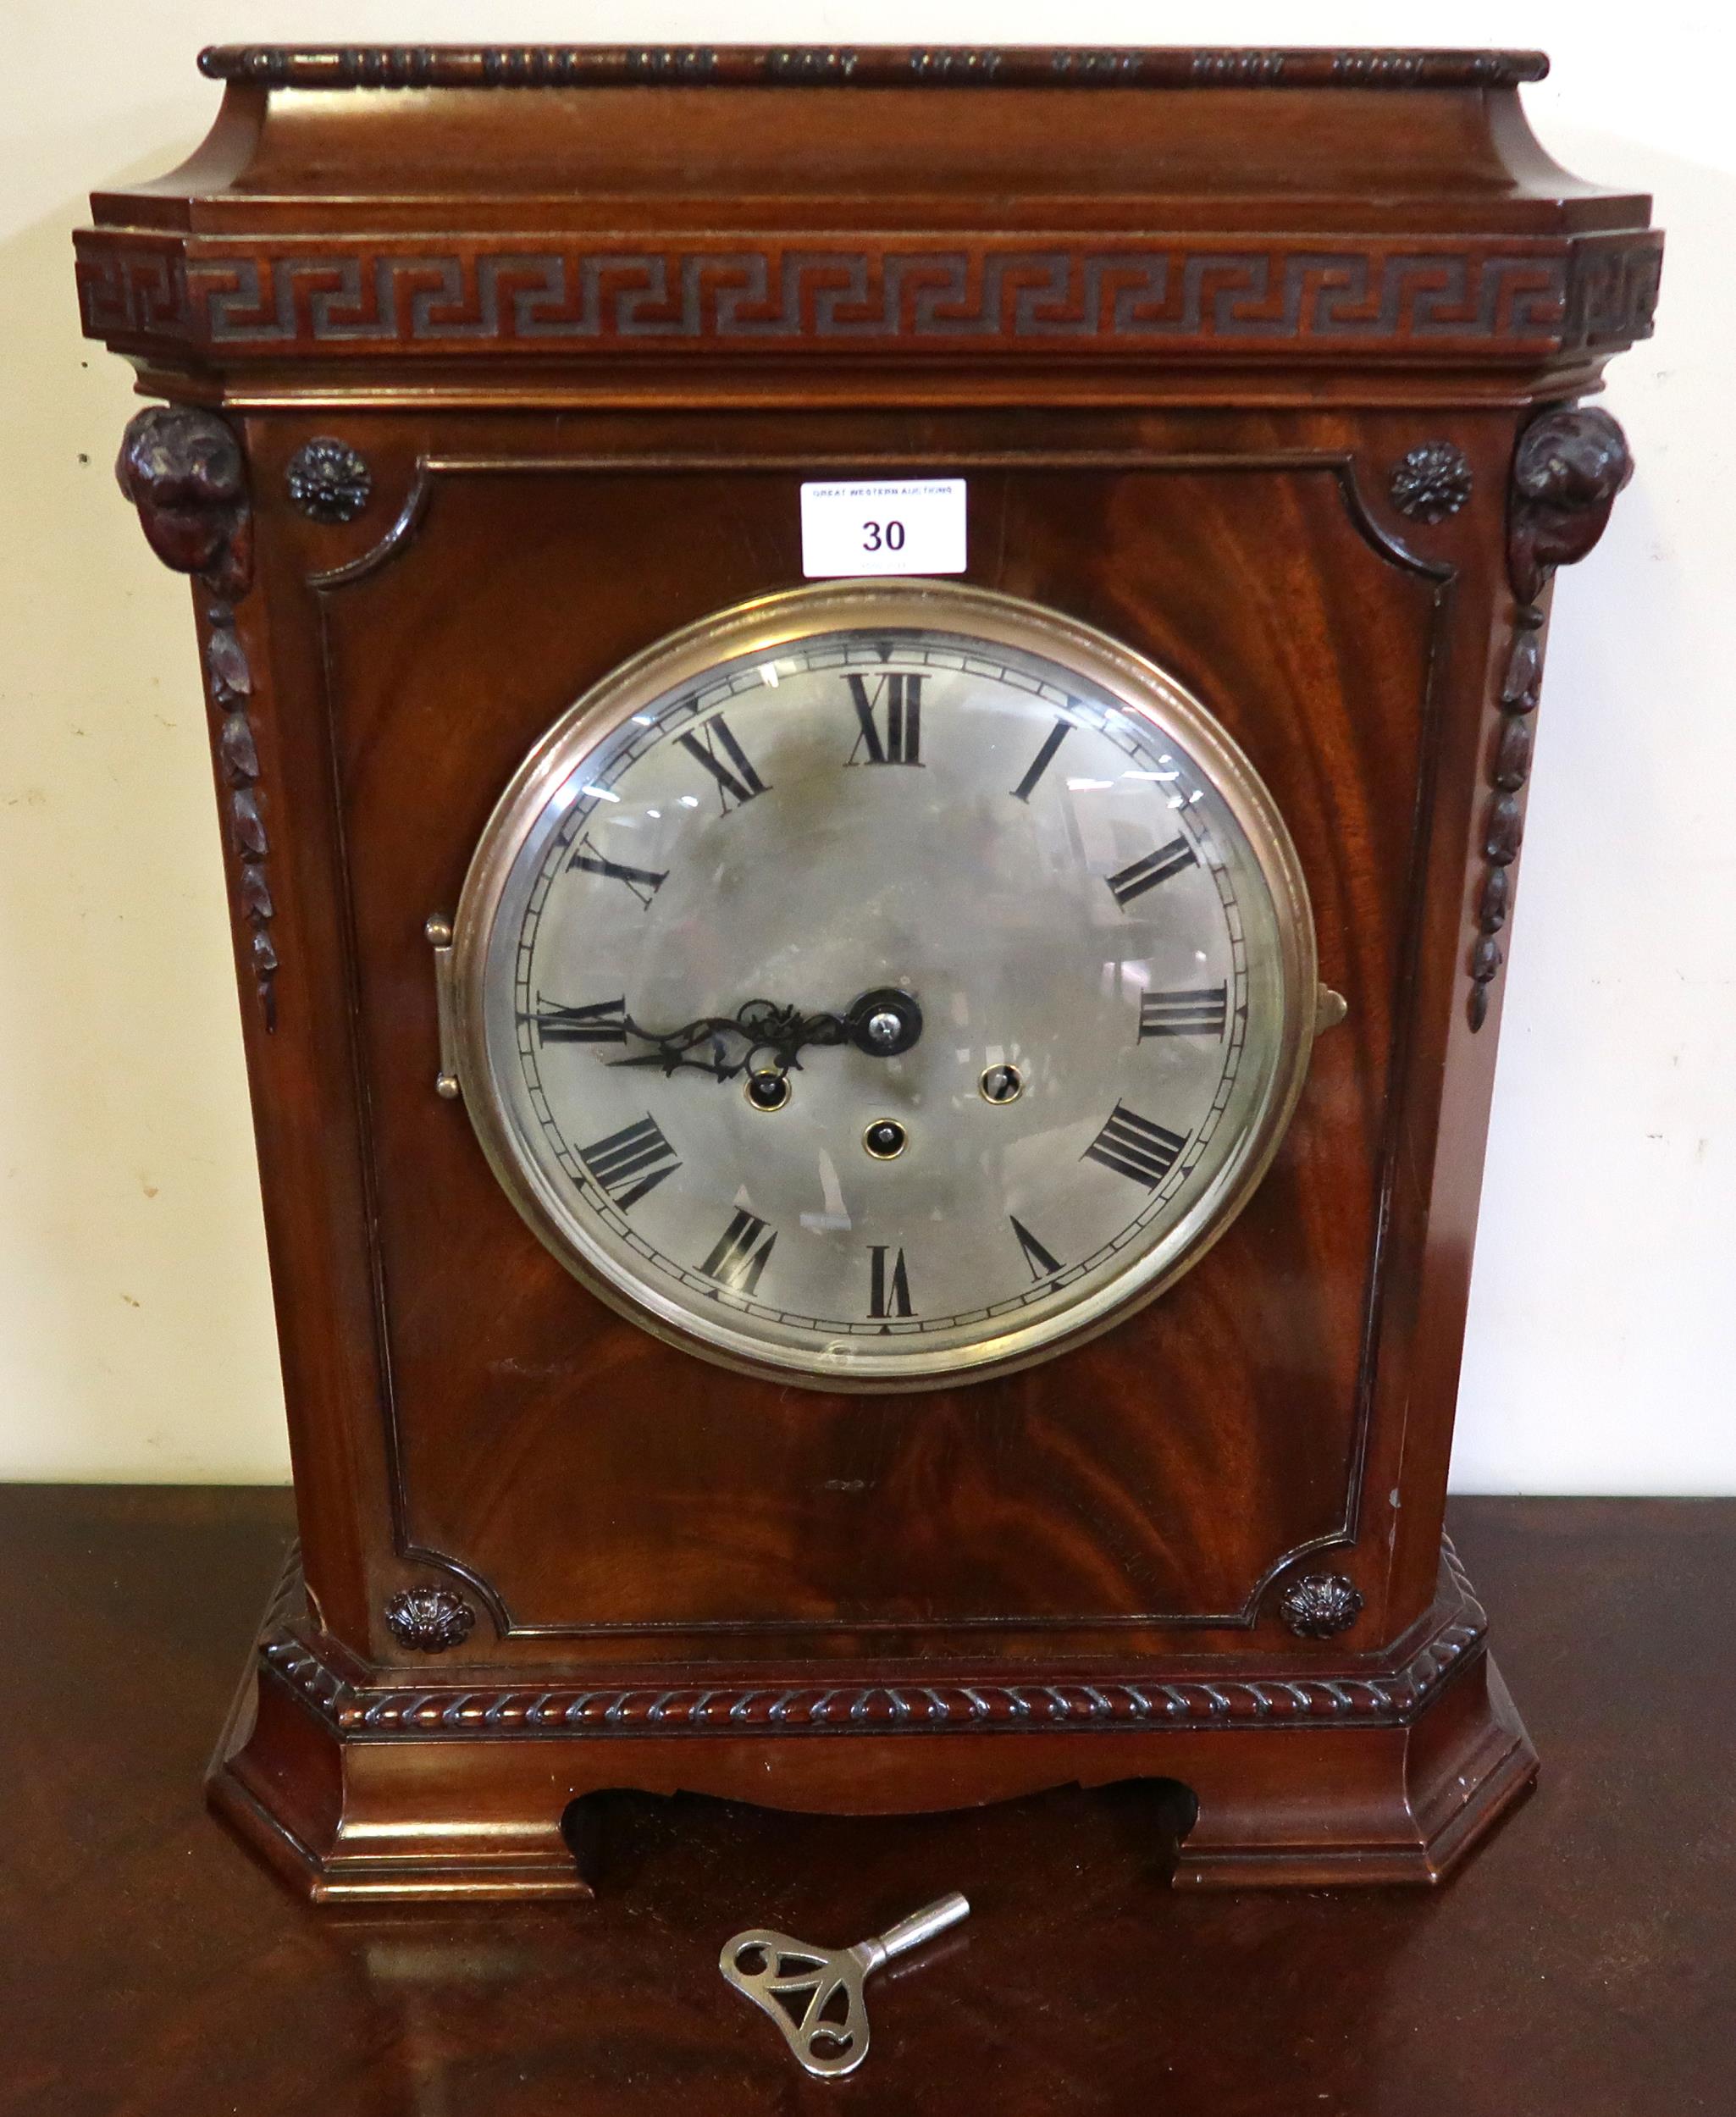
[208, 1545, 1536, 1901]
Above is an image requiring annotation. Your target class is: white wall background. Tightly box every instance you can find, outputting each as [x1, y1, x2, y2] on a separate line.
[2, 1, 1729, 1488]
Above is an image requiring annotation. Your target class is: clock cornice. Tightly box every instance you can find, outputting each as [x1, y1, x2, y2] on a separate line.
[75, 46, 1656, 400]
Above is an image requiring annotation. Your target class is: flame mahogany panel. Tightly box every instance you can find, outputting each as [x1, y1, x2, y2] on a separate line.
[314, 428, 1436, 1648]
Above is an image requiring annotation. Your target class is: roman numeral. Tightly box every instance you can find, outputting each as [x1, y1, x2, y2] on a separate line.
[569, 833, 666, 908]
[676, 713, 769, 812]
[580, 1115, 681, 1210]
[844, 673, 923, 766]
[867, 1245, 914, 1319]
[529, 996, 627, 1045]
[1083, 1103, 1187, 1190]
[1106, 836, 1197, 909]
[1010, 1216, 1062, 1283]
[699, 1208, 777, 1295]
[1010, 716, 1071, 803]
[1138, 983, 1229, 1040]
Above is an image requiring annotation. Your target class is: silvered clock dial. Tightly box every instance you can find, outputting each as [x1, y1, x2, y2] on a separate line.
[446, 581, 1319, 1389]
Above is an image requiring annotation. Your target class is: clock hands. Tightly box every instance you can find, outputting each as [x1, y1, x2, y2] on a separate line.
[608, 998, 845, 1082]
[607, 987, 922, 1083]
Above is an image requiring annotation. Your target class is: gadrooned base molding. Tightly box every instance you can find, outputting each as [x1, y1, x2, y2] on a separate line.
[207, 1540, 1538, 1901]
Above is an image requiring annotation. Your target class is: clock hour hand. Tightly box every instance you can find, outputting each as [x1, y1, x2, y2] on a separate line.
[611, 987, 921, 1081]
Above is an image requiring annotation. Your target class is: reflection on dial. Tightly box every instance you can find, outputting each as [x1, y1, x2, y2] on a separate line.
[456, 584, 1314, 1389]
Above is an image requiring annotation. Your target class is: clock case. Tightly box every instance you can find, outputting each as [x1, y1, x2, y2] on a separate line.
[79, 45, 1658, 1898]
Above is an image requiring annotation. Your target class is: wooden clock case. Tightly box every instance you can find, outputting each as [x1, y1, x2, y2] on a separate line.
[77, 45, 1658, 1899]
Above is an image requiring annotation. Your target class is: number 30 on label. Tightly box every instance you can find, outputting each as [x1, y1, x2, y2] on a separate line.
[801, 478, 967, 578]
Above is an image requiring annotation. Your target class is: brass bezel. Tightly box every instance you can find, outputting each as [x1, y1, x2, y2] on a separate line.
[450, 578, 1319, 1394]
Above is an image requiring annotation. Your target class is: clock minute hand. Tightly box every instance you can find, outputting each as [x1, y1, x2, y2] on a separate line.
[610, 987, 923, 1081]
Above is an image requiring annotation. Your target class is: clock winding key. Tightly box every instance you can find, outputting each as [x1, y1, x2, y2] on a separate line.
[720, 1891, 970, 2077]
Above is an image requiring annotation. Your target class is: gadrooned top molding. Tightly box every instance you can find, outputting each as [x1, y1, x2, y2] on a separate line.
[197, 44, 1551, 91]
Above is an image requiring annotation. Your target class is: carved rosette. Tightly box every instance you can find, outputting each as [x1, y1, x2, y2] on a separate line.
[1469, 405, 1633, 1030]
[1389, 441, 1473, 522]
[384, 1584, 478, 1654]
[1276, 1572, 1365, 1639]
[116, 406, 277, 1027]
[285, 436, 372, 523]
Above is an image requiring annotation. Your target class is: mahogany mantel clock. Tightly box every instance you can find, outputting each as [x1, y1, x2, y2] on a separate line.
[78, 45, 1660, 1898]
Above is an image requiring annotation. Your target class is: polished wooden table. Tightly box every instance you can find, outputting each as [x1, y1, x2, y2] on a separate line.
[4, 1489, 1727, 2114]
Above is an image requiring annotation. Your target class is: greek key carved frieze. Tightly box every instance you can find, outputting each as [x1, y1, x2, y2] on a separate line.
[1563, 235, 1663, 350]
[75, 237, 1607, 362]
[75, 242, 191, 340]
[193, 247, 1572, 351]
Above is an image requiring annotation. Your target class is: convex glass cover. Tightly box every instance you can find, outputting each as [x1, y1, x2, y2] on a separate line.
[450, 582, 1319, 1388]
